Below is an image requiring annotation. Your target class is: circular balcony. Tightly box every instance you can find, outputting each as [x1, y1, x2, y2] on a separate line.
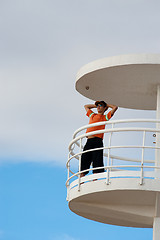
[66, 119, 160, 228]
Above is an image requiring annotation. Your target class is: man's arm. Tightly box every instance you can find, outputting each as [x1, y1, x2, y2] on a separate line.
[84, 104, 96, 112]
[107, 104, 118, 116]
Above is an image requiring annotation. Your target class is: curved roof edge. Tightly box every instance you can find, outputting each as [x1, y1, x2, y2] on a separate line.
[76, 53, 160, 81]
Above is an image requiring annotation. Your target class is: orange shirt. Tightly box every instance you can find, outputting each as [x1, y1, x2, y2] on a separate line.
[86, 109, 112, 139]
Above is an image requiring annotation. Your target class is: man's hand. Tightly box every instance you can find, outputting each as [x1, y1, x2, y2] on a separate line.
[107, 104, 118, 116]
[84, 104, 96, 112]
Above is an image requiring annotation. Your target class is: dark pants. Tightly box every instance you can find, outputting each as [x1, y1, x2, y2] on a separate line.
[80, 137, 104, 175]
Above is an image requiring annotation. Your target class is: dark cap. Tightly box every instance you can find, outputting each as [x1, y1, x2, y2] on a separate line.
[95, 101, 107, 108]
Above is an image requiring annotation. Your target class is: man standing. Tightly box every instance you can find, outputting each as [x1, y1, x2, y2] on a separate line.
[80, 101, 118, 177]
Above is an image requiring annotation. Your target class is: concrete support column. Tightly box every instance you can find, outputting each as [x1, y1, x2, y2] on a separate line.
[153, 218, 160, 240]
[156, 85, 160, 177]
[153, 193, 160, 240]
[154, 86, 160, 239]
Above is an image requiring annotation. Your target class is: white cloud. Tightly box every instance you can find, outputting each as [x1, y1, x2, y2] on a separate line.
[0, 0, 159, 164]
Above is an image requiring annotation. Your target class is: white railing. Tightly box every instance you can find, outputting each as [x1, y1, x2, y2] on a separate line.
[66, 119, 160, 191]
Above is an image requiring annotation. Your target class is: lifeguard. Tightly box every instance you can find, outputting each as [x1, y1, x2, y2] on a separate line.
[80, 101, 118, 177]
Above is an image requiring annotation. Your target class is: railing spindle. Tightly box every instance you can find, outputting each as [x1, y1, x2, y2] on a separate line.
[106, 124, 114, 184]
[78, 138, 82, 191]
[140, 131, 146, 185]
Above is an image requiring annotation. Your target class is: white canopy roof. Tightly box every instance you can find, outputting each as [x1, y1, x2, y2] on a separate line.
[76, 54, 160, 110]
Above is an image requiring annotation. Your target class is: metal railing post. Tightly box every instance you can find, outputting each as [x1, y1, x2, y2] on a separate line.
[78, 138, 82, 191]
[140, 130, 146, 185]
[66, 152, 71, 200]
[67, 152, 71, 186]
[110, 158, 113, 171]
[106, 123, 114, 185]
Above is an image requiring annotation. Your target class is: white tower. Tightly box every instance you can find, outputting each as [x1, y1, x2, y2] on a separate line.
[66, 54, 160, 240]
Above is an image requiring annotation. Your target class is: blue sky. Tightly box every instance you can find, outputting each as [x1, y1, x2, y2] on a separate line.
[0, 162, 153, 240]
[1, 0, 160, 239]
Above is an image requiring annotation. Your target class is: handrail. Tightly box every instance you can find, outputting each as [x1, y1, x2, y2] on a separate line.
[69, 127, 160, 151]
[68, 150, 155, 163]
[72, 119, 159, 139]
[67, 119, 160, 190]
[66, 165, 160, 187]
[67, 145, 158, 165]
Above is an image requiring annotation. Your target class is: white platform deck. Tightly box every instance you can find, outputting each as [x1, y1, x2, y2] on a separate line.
[68, 177, 160, 228]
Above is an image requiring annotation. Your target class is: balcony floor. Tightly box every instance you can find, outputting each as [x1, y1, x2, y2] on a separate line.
[68, 177, 160, 228]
